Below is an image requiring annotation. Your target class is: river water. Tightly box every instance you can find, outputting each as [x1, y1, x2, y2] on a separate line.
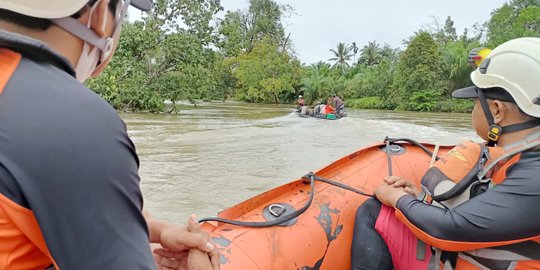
[121, 102, 477, 223]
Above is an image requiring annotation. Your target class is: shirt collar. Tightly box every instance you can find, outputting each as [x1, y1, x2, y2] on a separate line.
[0, 29, 75, 77]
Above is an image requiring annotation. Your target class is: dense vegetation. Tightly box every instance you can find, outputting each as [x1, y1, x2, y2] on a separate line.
[87, 0, 540, 113]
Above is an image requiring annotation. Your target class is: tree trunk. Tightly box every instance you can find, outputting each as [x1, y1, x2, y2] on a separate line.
[282, 32, 291, 54]
[272, 93, 280, 105]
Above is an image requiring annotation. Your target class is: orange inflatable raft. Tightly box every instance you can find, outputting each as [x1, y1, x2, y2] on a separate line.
[202, 139, 452, 270]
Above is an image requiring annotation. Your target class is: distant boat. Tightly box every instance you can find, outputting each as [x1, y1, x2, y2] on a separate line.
[295, 109, 347, 120]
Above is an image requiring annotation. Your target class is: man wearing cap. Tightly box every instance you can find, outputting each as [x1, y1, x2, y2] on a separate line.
[350, 38, 540, 270]
[0, 0, 217, 269]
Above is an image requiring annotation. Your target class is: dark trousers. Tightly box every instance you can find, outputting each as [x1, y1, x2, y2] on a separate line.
[351, 199, 393, 270]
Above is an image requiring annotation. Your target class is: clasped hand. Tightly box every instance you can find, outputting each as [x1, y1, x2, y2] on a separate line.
[374, 176, 418, 207]
[152, 215, 220, 270]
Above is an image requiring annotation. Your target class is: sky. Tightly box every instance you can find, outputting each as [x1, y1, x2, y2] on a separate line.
[218, 0, 509, 65]
[130, 0, 510, 65]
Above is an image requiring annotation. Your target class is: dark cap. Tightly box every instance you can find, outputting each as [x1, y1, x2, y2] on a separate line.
[452, 86, 515, 103]
[131, 0, 153, 11]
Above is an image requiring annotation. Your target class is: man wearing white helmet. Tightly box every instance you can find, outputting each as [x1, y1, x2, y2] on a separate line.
[298, 94, 305, 106]
[0, 1, 218, 269]
[351, 38, 540, 270]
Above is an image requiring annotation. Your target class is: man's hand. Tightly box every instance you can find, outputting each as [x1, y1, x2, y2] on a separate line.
[144, 209, 215, 253]
[153, 246, 186, 270]
[186, 215, 220, 270]
[152, 215, 220, 270]
[374, 177, 412, 207]
[158, 219, 215, 253]
[384, 176, 419, 197]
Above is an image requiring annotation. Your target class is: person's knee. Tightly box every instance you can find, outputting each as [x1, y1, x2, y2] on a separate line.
[355, 198, 382, 225]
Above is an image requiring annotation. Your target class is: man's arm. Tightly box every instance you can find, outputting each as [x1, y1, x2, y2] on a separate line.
[393, 154, 540, 251]
[143, 209, 214, 252]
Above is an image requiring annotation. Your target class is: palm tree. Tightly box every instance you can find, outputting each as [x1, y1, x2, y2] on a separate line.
[312, 61, 331, 75]
[301, 63, 333, 103]
[380, 44, 396, 60]
[359, 40, 382, 66]
[351, 42, 359, 63]
[328, 42, 354, 69]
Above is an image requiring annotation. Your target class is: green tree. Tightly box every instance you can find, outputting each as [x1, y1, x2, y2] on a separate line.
[88, 21, 165, 112]
[88, 0, 224, 112]
[513, 5, 540, 37]
[300, 62, 333, 104]
[217, 0, 290, 56]
[217, 11, 247, 57]
[358, 41, 382, 66]
[229, 39, 302, 104]
[328, 42, 354, 69]
[345, 60, 395, 99]
[439, 37, 481, 96]
[392, 31, 443, 110]
[351, 42, 359, 63]
[434, 16, 458, 45]
[380, 44, 398, 60]
[487, 0, 540, 47]
[487, 3, 519, 47]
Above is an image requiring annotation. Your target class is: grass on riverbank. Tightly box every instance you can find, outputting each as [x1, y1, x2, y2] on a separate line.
[346, 97, 474, 113]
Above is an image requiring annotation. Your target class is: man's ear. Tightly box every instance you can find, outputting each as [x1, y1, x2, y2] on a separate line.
[491, 100, 508, 125]
[90, 0, 111, 38]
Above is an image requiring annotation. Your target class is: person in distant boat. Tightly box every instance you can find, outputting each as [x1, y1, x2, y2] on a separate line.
[313, 102, 324, 116]
[317, 102, 327, 118]
[332, 94, 345, 117]
[300, 104, 310, 115]
[0, 0, 218, 269]
[325, 97, 336, 115]
[351, 38, 540, 270]
[297, 95, 305, 110]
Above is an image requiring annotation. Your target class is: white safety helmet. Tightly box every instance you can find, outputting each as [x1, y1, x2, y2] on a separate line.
[0, 0, 152, 19]
[453, 37, 540, 117]
[453, 37, 540, 145]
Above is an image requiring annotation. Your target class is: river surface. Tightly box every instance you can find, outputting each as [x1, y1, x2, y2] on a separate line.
[121, 102, 477, 223]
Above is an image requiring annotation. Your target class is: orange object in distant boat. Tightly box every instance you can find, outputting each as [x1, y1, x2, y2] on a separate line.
[324, 105, 335, 114]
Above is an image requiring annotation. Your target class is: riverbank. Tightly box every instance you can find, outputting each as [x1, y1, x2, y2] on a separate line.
[345, 97, 474, 113]
[117, 98, 474, 115]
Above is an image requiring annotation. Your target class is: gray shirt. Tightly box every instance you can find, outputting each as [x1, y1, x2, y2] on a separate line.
[0, 30, 155, 269]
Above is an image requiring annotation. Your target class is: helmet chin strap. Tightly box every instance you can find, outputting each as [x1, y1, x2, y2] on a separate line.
[477, 88, 540, 146]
